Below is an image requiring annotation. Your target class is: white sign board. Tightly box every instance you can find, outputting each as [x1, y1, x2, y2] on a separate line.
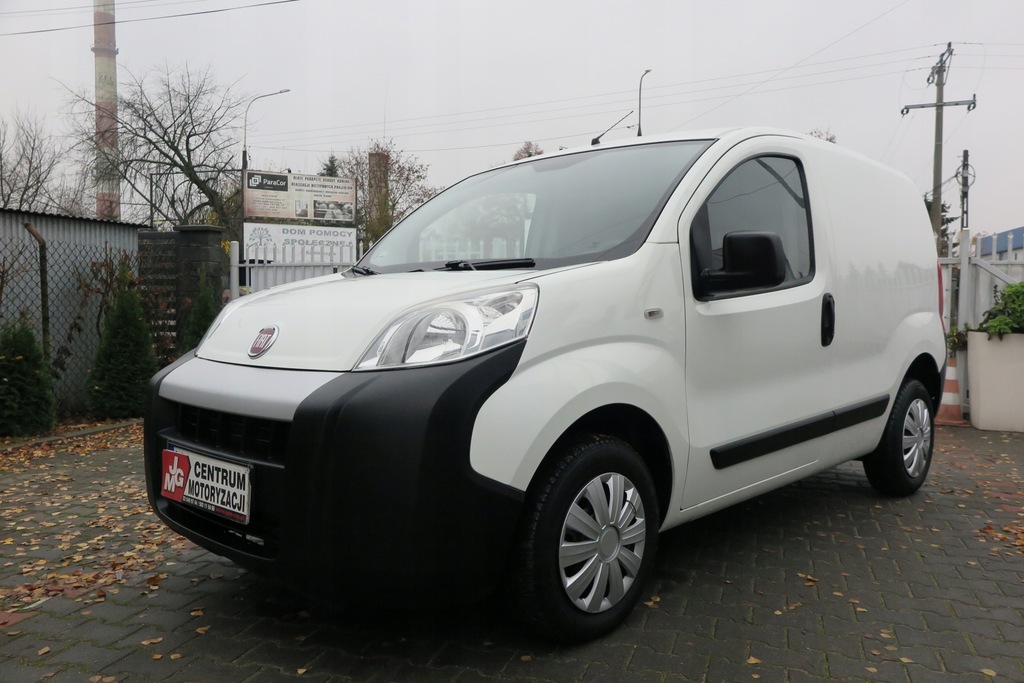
[244, 222, 357, 264]
[243, 171, 355, 223]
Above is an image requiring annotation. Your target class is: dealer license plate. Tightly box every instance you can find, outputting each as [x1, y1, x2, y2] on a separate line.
[160, 445, 252, 524]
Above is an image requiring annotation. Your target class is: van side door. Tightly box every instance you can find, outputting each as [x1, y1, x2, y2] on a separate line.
[679, 140, 857, 511]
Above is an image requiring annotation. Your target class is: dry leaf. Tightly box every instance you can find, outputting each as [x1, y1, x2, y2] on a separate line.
[981, 670, 997, 677]
[152, 654, 163, 660]
[37, 646, 51, 655]
[170, 653, 183, 660]
[521, 655, 533, 662]
[190, 609, 204, 617]
[196, 625, 210, 634]
[297, 668, 308, 675]
[141, 637, 164, 645]
[900, 657, 914, 663]
[747, 656, 761, 665]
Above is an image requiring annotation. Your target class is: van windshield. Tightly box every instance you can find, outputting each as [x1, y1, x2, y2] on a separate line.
[361, 140, 712, 273]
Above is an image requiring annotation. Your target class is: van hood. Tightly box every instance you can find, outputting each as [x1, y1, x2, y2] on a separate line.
[196, 270, 543, 371]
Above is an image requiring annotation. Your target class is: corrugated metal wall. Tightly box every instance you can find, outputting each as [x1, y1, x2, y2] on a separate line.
[1, 209, 138, 251]
[1, 208, 144, 415]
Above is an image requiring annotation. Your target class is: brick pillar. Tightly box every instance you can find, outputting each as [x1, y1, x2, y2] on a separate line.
[174, 225, 227, 345]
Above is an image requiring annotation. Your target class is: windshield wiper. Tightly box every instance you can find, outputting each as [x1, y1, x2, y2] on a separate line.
[439, 258, 536, 271]
[348, 265, 379, 276]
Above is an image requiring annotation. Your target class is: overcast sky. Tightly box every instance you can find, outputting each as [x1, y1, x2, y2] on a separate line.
[1, 0, 1022, 234]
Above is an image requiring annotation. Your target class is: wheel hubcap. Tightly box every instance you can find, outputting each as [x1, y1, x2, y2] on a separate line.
[902, 398, 931, 478]
[559, 472, 647, 613]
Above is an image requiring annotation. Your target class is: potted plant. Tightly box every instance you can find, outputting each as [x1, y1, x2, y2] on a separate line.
[967, 281, 1024, 431]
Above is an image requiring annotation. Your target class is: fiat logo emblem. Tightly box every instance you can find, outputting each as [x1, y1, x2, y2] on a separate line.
[248, 326, 279, 358]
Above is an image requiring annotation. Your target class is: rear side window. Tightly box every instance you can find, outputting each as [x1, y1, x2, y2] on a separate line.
[690, 156, 813, 298]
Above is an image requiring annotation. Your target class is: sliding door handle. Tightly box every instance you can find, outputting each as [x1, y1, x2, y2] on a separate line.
[821, 293, 835, 347]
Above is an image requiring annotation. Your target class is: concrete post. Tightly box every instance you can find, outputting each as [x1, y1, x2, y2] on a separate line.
[957, 227, 972, 415]
[230, 240, 240, 300]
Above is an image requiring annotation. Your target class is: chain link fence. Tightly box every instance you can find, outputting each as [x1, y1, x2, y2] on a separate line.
[1, 234, 176, 417]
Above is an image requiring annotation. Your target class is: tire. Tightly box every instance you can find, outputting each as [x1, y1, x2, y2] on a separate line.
[509, 437, 659, 643]
[863, 379, 934, 496]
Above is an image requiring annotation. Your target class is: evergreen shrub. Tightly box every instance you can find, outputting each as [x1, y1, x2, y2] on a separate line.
[181, 268, 219, 352]
[89, 269, 158, 418]
[0, 318, 56, 437]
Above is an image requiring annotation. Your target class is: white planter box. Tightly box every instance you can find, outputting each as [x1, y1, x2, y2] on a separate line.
[967, 331, 1024, 432]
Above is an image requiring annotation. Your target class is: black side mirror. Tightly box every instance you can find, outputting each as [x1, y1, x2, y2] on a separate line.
[699, 231, 787, 295]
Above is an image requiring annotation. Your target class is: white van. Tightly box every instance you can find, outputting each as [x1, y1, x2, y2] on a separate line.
[145, 128, 946, 642]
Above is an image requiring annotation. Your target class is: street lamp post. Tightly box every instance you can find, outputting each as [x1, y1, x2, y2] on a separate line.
[241, 88, 290, 170]
[240, 89, 289, 267]
[637, 69, 652, 137]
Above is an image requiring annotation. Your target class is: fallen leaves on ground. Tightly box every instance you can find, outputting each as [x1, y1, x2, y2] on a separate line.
[0, 422, 143, 473]
[0, 423, 193, 612]
[977, 519, 1024, 555]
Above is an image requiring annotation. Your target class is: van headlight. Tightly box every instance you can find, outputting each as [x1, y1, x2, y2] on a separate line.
[355, 285, 538, 370]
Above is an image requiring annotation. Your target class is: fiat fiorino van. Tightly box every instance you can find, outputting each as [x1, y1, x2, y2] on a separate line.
[145, 128, 945, 642]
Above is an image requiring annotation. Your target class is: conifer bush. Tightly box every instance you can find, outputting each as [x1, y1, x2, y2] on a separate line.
[181, 268, 219, 352]
[88, 269, 158, 418]
[0, 318, 56, 437]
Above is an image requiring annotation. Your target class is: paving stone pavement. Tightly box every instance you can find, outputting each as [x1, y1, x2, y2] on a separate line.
[1, 426, 1022, 682]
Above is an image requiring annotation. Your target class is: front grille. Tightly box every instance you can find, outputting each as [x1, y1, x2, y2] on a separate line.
[160, 402, 292, 559]
[176, 404, 290, 464]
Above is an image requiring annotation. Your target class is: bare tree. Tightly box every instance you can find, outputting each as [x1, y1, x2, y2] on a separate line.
[512, 141, 544, 161]
[68, 64, 248, 233]
[808, 128, 837, 144]
[0, 110, 72, 212]
[324, 139, 442, 244]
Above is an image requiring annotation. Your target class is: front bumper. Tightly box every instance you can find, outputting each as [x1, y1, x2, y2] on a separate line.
[144, 342, 527, 606]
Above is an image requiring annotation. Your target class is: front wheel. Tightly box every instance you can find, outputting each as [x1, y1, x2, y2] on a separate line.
[509, 437, 659, 643]
[863, 379, 934, 496]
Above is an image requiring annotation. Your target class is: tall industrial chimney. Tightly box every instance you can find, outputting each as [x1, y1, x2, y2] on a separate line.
[92, 0, 120, 220]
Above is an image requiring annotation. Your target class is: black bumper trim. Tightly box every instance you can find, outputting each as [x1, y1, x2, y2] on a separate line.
[145, 341, 527, 606]
[710, 394, 890, 470]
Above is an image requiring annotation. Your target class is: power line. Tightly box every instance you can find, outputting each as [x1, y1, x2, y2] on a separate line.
[673, 0, 913, 128]
[254, 62, 935, 149]
[255, 67, 932, 155]
[0, 0, 190, 18]
[252, 49, 940, 144]
[0, 0, 299, 37]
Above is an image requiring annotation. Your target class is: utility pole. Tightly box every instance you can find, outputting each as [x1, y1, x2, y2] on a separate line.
[901, 42, 976, 247]
[957, 149, 975, 254]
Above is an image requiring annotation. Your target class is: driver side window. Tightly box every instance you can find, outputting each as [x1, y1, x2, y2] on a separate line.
[690, 156, 813, 298]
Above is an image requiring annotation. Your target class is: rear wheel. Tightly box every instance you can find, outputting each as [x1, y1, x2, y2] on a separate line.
[510, 437, 659, 643]
[863, 379, 934, 496]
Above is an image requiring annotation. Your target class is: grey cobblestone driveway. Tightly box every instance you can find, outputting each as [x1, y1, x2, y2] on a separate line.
[1, 425, 1022, 682]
